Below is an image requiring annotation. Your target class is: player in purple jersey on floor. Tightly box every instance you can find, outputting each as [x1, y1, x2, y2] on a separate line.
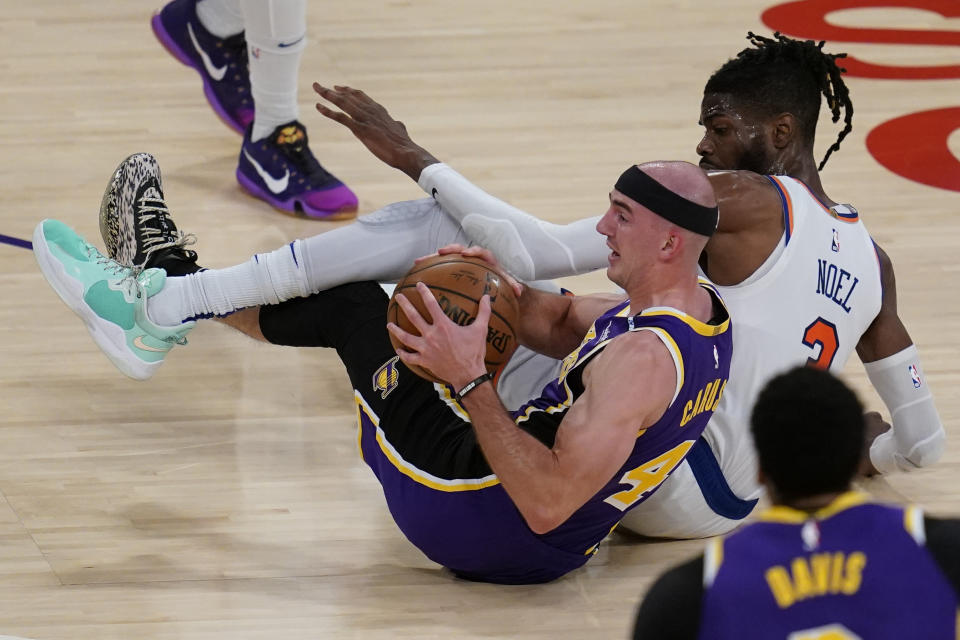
[632, 366, 960, 639]
[34, 160, 731, 583]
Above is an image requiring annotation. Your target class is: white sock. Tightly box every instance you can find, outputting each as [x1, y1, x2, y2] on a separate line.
[241, 0, 306, 141]
[146, 198, 468, 325]
[147, 241, 312, 325]
[196, 0, 245, 38]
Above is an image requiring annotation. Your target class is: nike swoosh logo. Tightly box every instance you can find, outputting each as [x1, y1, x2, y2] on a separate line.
[278, 36, 304, 48]
[243, 149, 290, 194]
[134, 335, 167, 352]
[187, 23, 227, 81]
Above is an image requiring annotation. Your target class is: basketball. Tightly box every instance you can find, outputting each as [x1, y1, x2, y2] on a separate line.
[387, 253, 520, 383]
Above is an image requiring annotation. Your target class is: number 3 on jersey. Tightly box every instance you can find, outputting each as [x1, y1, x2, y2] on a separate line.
[803, 317, 839, 370]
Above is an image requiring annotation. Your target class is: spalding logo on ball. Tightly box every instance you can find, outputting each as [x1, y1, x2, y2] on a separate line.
[387, 253, 520, 383]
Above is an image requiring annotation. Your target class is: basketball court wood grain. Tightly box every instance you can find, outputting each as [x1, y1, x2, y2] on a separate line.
[0, 2, 958, 638]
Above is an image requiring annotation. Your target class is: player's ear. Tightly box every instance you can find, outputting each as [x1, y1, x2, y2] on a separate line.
[771, 113, 796, 149]
[661, 232, 680, 257]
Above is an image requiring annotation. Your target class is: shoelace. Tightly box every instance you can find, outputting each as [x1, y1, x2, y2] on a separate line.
[283, 142, 336, 185]
[87, 243, 190, 344]
[87, 245, 148, 300]
[88, 245, 135, 278]
[136, 194, 197, 268]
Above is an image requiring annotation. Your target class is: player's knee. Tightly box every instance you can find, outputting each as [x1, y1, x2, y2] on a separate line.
[358, 198, 441, 228]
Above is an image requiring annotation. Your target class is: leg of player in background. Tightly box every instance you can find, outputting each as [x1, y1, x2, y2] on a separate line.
[152, 0, 357, 217]
[152, 0, 254, 131]
[235, 0, 358, 218]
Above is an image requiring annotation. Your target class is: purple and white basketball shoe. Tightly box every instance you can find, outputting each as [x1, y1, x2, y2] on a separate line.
[151, 0, 254, 134]
[237, 121, 358, 220]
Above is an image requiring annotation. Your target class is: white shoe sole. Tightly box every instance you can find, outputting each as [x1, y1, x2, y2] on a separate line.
[33, 221, 159, 381]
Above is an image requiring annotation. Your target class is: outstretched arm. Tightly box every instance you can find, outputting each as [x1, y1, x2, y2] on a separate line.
[856, 243, 944, 475]
[314, 84, 609, 281]
[417, 164, 608, 280]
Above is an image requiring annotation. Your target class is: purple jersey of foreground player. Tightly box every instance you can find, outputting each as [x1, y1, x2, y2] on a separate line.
[699, 493, 959, 639]
[357, 283, 731, 583]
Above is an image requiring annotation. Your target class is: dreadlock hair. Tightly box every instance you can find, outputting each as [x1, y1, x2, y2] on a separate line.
[704, 32, 853, 170]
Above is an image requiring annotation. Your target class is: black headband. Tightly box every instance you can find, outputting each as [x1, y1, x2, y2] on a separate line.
[614, 166, 718, 237]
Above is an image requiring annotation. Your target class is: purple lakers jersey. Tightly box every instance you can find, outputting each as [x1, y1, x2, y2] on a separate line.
[356, 283, 731, 583]
[700, 493, 958, 639]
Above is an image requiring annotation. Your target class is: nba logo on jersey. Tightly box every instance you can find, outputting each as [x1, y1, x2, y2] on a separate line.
[831, 229, 840, 253]
[801, 520, 820, 551]
[909, 364, 922, 389]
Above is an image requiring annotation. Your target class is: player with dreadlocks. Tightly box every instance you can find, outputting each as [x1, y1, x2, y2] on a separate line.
[37, 33, 944, 548]
[618, 31, 943, 537]
[700, 31, 853, 174]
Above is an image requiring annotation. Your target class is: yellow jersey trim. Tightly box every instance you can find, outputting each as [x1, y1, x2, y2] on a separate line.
[758, 491, 870, 524]
[355, 391, 500, 492]
[904, 505, 926, 545]
[584, 522, 620, 556]
[703, 537, 724, 587]
[356, 400, 365, 462]
[638, 280, 730, 337]
[434, 382, 471, 422]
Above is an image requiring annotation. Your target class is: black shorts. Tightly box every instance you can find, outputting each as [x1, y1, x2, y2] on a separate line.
[258, 282, 493, 479]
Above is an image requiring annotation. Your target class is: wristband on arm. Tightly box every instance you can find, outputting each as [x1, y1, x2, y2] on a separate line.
[865, 344, 945, 474]
[456, 372, 495, 402]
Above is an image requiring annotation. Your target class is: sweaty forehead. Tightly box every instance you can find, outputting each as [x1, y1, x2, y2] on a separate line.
[700, 92, 738, 120]
[700, 92, 770, 126]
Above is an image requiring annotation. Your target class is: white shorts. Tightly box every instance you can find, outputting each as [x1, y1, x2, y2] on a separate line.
[618, 460, 742, 539]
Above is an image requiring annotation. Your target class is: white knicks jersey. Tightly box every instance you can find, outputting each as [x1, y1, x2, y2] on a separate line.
[706, 175, 883, 502]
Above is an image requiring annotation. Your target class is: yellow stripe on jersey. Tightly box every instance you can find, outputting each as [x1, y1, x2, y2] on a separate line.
[354, 391, 500, 492]
[639, 280, 730, 337]
[903, 505, 926, 545]
[434, 382, 471, 422]
[518, 301, 691, 424]
[356, 398, 366, 462]
[584, 521, 620, 556]
[703, 537, 724, 587]
[759, 491, 870, 524]
[639, 307, 730, 336]
[514, 397, 572, 425]
[515, 312, 628, 424]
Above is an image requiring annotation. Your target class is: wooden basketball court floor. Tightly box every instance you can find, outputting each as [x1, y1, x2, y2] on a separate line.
[0, 1, 958, 637]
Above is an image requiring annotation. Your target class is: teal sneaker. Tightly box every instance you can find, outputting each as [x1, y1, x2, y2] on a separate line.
[33, 219, 194, 380]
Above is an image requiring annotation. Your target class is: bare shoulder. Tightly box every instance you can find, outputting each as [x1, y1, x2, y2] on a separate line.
[855, 239, 913, 361]
[706, 169, 773, 190]
[603, 329, 668, 361]
[568, 292, 629, 336]
[582, 331, 676, 421]
[872, 241, 896, 283]
[706, 170, 782, 233]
